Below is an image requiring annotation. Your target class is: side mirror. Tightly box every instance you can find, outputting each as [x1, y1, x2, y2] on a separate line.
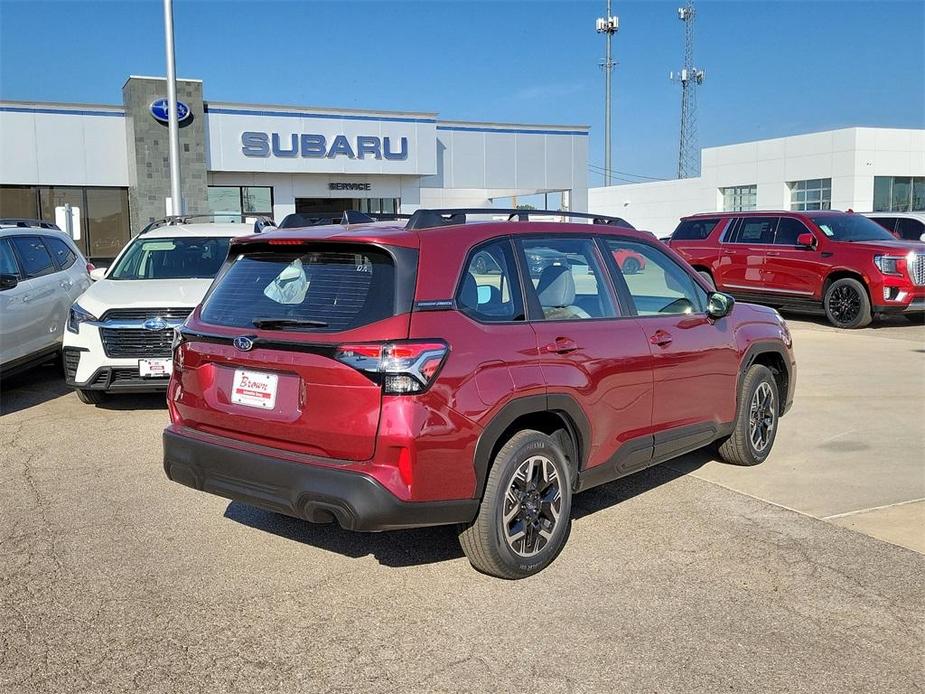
[706, 291, 735, 320]
[796, 232, 816, 249]
[0, 273, 18, 290]
[90, 267, 108, 281]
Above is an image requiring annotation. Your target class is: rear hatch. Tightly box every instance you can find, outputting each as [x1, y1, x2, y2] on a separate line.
[172, 238, 418, 461]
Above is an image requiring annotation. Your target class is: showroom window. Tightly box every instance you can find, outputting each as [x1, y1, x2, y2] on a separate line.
[0, 185, 130, 262]
[207, 186, 274, 216]
[721, 185, 757, 211]
[790, 179, 832, 211]
[873, 176, 925, 212]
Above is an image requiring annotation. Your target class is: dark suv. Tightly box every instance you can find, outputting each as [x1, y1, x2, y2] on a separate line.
[163, 209, 796, 578]
[669, 210, 925, 328]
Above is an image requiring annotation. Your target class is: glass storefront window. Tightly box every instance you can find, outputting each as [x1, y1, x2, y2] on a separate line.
[207, 187, 242, 215]
[208, 186, 273, 216]
[873, 177, 892, 211]
[242, 187, 272, 214]
[873, 176, 925, 211]
[85, 188, 130, 261]
[722, 185, 757, 211]
[891, 177, 912, 212]
[790, 179, 832, 211]
[0, 186, 39, 219]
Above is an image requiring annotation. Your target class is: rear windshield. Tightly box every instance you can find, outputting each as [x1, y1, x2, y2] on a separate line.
[200, 247, 396, 331]
[109, 237, 230, 280]
[671, 218, 720, 240]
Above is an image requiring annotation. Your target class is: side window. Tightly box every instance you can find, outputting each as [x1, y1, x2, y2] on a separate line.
[0, 238, 21, 277]
[10, 236, 55, 278]
[896, 218, 924, 240]
[872, 217, 898, 232]
[731, 217, 777, 244]
[672, 218, 721, 240]
[456, 239, 524, 322]
[774, 217, 810, 245]
[43, 236, 78, 270]
[605, 239, 706, 316]
[518, 237, 616, 321]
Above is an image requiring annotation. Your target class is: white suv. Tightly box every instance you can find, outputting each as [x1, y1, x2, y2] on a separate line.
[63, 217, 266, 404]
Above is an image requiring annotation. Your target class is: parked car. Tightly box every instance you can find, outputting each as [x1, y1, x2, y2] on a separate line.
[863, 212, 925, 242]
[668, 210, 925, 328]
[62, 217, 251, 404]
[0, 222, 92, 378]
[163, 208, 796, 579]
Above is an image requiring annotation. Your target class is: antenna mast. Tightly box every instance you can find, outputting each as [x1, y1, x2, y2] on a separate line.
[596, 3, 619, 186]
[670, 1, 704, 178]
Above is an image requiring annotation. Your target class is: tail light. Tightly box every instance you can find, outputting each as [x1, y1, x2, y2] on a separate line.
[335, 340, 448, 394]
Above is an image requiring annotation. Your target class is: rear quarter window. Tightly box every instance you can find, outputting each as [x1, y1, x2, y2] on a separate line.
[671, 218, 721, 241]
[201, 246, 397, 331]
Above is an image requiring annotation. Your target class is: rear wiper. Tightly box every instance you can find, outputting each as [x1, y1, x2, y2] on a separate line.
[253, 318, 328, 330]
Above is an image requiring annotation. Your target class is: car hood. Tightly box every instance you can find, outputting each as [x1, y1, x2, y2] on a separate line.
[74, 278, 214, 318]
[840, 239, 925, 253]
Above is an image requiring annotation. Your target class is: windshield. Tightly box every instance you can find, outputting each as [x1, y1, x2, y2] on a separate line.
[809, 215, 897, 242]
[109, 237, 231, 280]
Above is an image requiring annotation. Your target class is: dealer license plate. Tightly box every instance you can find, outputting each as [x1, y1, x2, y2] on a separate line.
[231, 369, 279, 410]
[138, 358, 172, 378]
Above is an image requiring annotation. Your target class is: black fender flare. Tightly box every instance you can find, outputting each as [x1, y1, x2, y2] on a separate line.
[738, 340, 793, 413]
[471, 393, 591, 499]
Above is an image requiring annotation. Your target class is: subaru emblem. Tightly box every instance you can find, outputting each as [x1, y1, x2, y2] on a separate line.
[233, 336, 255, 352]
[143, 317, 168, 331]
[150, 97, 191, 124]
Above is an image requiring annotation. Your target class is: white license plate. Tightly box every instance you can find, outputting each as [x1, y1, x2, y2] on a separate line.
[231, 369, 278, 410]
[138, 358, 172, 378]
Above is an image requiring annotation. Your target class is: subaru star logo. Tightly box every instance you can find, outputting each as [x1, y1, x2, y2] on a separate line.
[233, 336, 255, 352]
[150, 98, 191, 124]
[143, 317, 169, 331]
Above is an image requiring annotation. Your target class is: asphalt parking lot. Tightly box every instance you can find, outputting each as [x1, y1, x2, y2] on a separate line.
[1, 315, 923, 693]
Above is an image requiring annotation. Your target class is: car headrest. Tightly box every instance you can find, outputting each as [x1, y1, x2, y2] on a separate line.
[536, 265, 575, 307]
[459, 273, 479, 309]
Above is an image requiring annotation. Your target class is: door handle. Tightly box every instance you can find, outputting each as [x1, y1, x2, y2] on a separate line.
[545, 337, 580, 354]
[22, 294, 32, 303]
[649, 330, 673, 347]
[766, 251, 781, 256]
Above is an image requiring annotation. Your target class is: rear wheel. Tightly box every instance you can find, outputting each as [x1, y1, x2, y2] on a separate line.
[824, 277, 871, 328]
[76, 389, 106, 405]
[458, 430, 572, 579]
[622, 257, 641, 275]
[717, 364, 779, 466]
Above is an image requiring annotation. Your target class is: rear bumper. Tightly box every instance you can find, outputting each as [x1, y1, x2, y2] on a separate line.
[162, 427, 479, 532]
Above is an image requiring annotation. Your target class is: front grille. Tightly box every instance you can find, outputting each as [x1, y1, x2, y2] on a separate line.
[100, 307, 193, 322]
[110, 368, 168, 385]
[911, 254, 925, 286]
[63, 348, 81, 380]
[100, 328, 173, 358]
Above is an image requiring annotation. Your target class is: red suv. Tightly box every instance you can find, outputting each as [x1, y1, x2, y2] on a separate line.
[163, 209, 796, 578]
[669, 210, 925, 328]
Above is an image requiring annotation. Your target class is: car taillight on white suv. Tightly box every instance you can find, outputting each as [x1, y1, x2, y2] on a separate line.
[335, 341, 449, 394]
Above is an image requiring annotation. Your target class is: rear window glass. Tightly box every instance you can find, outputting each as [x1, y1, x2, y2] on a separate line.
[671, 218, 720, 240]
[201, 247, 396, 331]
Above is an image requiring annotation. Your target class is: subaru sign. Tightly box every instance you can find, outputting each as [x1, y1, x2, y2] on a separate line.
[241, 132, 408, 161]
[150, 98, 191, 124]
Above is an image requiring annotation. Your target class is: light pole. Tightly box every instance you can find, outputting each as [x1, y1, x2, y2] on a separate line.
[596, 4, 619, 187]
[163, 0, 182, 214]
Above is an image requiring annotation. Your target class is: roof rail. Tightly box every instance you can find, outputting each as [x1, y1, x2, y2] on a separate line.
[0, 218, 62, 230]
[138, 214, 275, 236]
[276, 210, 412, 229]
[405, 208, 635, 231]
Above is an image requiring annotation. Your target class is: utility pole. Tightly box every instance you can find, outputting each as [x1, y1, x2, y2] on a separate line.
[163, 0, 183, 214]
[670, 1, 704, 179]
[596, 4, 619, 186]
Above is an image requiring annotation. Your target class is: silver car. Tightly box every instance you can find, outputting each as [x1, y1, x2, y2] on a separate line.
[0, 222, 92, 378]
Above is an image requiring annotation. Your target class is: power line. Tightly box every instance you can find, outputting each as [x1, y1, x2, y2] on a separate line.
[587, 163, 669, 182]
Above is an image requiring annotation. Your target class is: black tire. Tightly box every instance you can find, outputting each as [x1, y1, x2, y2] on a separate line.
[458, 430, 573, 579]
[824, 277, 871, 329]
[76, 389, 107, 405]
[697, 270, 716, 290]
[622, 257, 641, 275]
[717, 364, 780, 467]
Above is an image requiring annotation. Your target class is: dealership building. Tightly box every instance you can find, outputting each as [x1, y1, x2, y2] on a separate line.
[0, 76, 589, 261]
[590, 127, 925, 236]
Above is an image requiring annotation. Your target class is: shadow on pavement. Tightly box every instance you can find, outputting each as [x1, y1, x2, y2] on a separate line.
[0, 362, 71, 416]
[96, 392, 168, 411]
[781, 311, 922, 330]
[224, 448, 715, 568]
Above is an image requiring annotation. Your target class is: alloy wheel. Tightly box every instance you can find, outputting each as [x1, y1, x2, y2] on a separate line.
[828, 285, 861, 324]
[749, 381, 775, 452]
[502, 455, 562, 557]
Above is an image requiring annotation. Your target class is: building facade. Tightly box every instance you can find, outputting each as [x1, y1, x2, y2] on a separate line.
[590, 128, 925, 236]
[0, 76, 589, 261]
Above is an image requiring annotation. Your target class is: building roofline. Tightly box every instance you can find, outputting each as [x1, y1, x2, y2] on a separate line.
[0, 99, 124, 112]
[705, 126, 924, 151]
[205, 99, 438, 120]
[124, 75, 204, 86]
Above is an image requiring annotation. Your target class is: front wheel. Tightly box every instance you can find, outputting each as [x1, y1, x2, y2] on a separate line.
[622, 257, 641, 275]
[717, 364, 779, 466]
[824, 278, 871, 328]
[458, 430, 572, 579]
[76, 389, 107, 405]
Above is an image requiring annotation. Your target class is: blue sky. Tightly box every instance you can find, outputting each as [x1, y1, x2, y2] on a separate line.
[1, 0, 923, 187]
